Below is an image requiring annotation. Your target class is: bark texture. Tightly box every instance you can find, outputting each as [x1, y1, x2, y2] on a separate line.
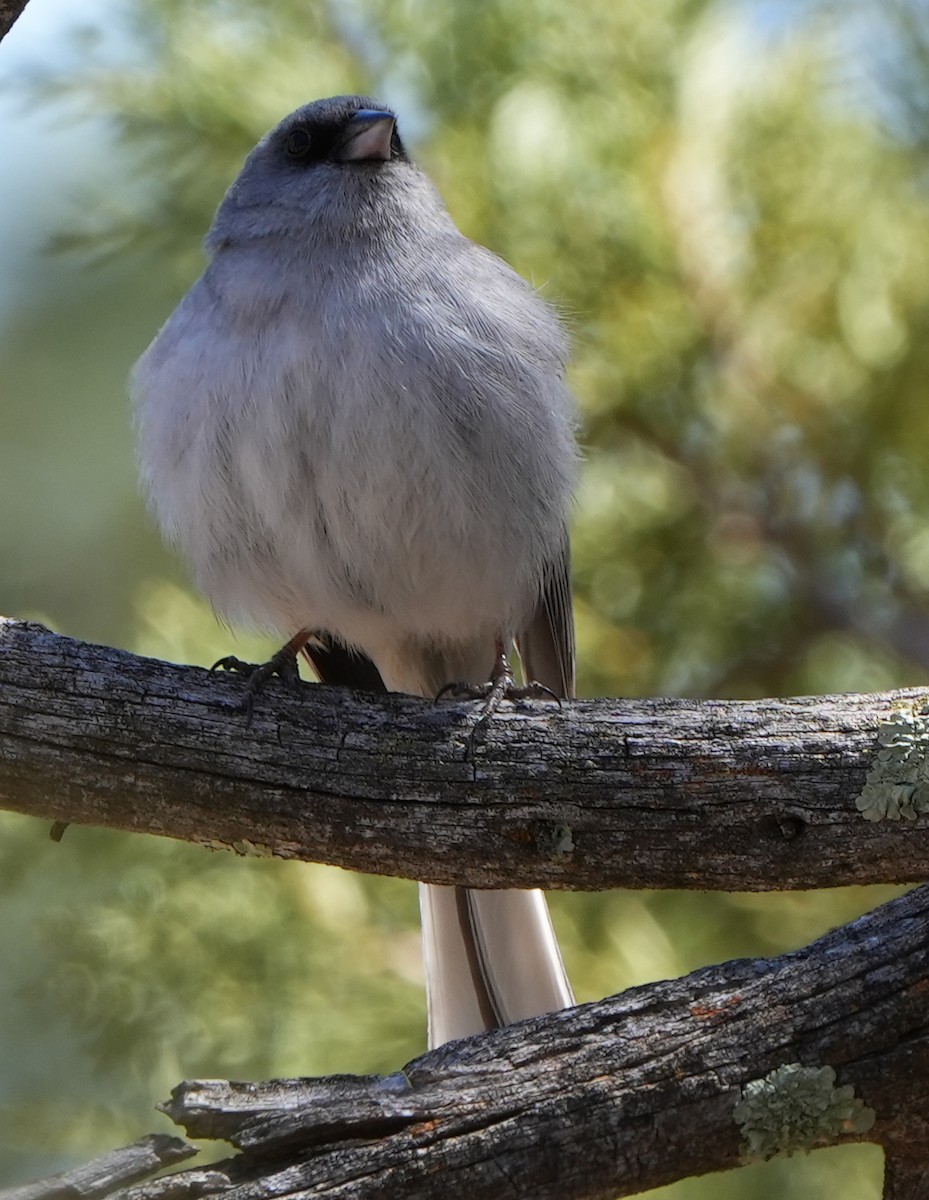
[0, 1135, 195, 1200]
[4, 619, 929, 1196]
[8, 886, 929, 1199]
[0, 0, 29, 41]
[1, 618, 928, 890]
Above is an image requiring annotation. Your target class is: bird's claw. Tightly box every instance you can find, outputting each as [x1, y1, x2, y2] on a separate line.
[210, 645, 302, 724]
[436, 652, 562, 730]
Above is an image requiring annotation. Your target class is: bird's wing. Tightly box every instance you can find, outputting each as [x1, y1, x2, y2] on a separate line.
[515, 535, 575, 700]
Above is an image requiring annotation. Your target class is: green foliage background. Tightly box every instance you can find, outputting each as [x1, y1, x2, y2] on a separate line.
[2, 0, 929, 1193]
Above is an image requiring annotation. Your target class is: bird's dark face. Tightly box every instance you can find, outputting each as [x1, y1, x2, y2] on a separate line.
[272, 95, 408, 169]
[209, 95, 415, 248]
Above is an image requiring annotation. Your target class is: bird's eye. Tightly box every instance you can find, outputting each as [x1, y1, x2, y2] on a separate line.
[286, 128, 313, 158]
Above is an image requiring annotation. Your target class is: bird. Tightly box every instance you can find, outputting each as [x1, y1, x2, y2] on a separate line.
[132, 94, 578, 1048]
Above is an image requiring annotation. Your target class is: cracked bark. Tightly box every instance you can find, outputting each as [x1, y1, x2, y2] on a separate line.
[0, 0, 29, 41]
[0, 1135, 196, 1200]
[6, 886, 929, 1199]
[3, 617, 929, 1197]
[0, 618, 926, 891]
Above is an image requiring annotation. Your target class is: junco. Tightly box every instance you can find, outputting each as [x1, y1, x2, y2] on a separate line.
[133, 94, 578, 1046]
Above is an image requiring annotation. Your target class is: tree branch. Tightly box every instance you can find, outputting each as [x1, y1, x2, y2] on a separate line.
[4, 617, 929, 1195]
[0, 0, 29, 42]
[10, 885, 929, 1199]
[1, 617, 927, 890]
[0, 1135, 196, 1200]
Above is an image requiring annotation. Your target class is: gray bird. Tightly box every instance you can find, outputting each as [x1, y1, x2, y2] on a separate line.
[133, 95, 578, 1047]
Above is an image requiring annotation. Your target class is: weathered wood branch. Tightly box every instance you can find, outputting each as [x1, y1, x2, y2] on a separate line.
[1, 617, 927, 890]
[4, 618, 929, 1195]
[0, 1135, 196, 1200]
[0, 0, 29, 42]
[9, 885, 929, 1199]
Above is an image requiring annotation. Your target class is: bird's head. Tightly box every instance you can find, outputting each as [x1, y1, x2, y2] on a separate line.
[208, 95, 415, 248]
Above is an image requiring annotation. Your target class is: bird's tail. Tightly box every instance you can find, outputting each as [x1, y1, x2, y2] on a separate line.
[304, 628, 576, 1049]
[419, 881, 574, 1047]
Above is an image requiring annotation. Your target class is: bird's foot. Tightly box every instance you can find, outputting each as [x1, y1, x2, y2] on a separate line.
[210, 632, 309, 724]
[436, 645, 561, 734]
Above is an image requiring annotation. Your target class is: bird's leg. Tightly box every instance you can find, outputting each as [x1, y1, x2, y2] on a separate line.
[211, 629, 311, 721]
[437, 634, 561, 727]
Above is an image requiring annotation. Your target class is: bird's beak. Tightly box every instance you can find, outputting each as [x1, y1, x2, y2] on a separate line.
[337, 110, 397, 163]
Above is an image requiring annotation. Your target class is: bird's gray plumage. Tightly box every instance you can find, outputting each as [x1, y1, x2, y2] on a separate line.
[133, 94, 578, 1047]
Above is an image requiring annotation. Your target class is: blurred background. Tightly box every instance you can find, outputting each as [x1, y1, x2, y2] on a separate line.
[2, 0, 928, 1193]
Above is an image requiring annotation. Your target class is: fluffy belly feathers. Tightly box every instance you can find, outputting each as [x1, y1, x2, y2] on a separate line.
[136, 328, 546, 648]
[134, 255, 573, 654]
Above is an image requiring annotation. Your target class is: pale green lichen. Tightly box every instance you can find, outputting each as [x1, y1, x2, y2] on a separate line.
[550, 824, 575, 854]
[734, 1064, 875, 1162]
[533, 821, 575, 856]
[857, 704, 929, 821]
